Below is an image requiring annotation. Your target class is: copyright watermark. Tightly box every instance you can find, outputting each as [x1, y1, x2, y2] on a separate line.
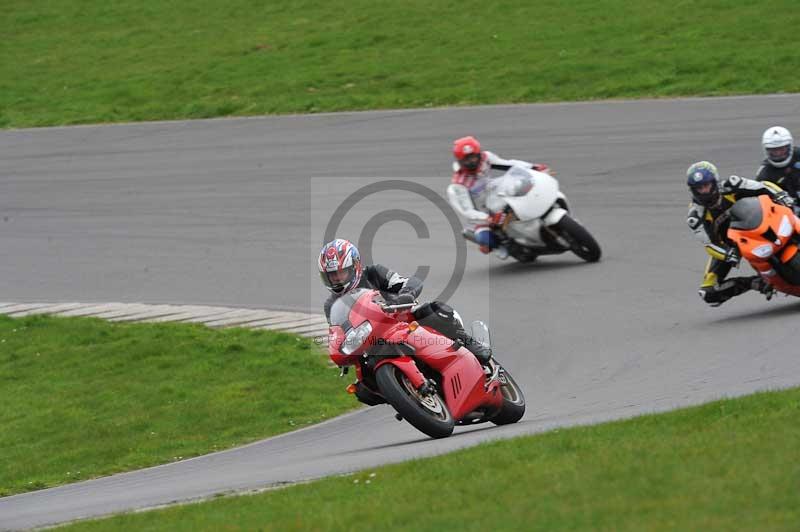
[311, 177, 474, 305]
[311, 332, 459, 348]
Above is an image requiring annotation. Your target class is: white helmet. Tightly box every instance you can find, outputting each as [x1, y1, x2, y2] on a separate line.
[762, 126, 794, 168]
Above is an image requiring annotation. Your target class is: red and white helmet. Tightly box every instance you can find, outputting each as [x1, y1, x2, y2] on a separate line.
[453, 135, 484, 172]
[318, 238, 363, 295]
[762, 126, 794, 168]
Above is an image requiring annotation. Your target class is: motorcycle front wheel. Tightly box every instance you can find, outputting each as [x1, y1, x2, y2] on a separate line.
[553, 214, 601, 262]
[376, 364, 454, 439]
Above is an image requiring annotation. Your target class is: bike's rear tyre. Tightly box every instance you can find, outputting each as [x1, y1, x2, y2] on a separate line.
[554, 214, 601, 262]
[376, 364, 454, 439]
[490, 363, 526, 425]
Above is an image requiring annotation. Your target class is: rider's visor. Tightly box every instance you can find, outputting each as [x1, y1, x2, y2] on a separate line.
[693, 182, 715, 194]
[767, 145, 791, 162]
[459, 153, 481, 170]
[321, 266, 355, 293]
[327, 269, 351, 284]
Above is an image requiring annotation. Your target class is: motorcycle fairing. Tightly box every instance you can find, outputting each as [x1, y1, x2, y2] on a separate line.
[498, 169, 561, 221]
[728, 195, 800, 295]
[407, 326, 502, 418]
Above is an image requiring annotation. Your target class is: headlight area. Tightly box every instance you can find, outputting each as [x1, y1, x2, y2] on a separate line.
[752, 244, 774, 258]
[341, 321, 373, 355]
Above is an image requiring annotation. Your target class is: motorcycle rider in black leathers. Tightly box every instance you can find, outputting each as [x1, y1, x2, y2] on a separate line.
[756, 126, 800, 204]
[319, 238, 491, 371]
[686, 161, 790, 306]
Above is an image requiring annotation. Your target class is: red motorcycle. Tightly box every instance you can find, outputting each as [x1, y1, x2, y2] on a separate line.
[328, 289, 525, 438]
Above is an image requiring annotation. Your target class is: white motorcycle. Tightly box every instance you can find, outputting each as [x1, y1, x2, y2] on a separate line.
[463, 166, 601, 263]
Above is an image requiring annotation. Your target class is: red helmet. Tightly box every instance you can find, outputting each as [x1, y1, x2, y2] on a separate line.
[318, 238, 363, 295]
[453, 136, 483, 172]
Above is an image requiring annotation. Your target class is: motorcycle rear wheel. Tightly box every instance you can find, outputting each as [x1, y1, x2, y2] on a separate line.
[376, 364, 454, 439]
[554, 214, 601, 262]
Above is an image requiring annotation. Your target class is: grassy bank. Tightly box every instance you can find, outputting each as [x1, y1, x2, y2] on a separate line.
[3, 0, 799, 128]
[65, 386, 800, 531]
[0, 314, 355, 496]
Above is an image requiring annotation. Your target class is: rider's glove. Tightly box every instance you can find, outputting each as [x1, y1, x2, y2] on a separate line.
[384, 292, 415, 306]
[531, 163, 551, 174]
[698, 288, 723, 307]
[468, 211, 491, 224]
[723, 247, 741, 264]
[488, 211, 507, 227]
[774, 191, 795, 208]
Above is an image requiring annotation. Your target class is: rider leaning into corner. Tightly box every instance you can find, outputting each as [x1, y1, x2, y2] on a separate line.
[686, 160, 793, 306]
[319, 238, 492, 379]
[446, 135, 550, 259]
[756, 126, 800, 204]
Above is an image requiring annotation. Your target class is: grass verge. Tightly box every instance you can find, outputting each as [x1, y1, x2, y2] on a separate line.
[0, 314, 354, 496]
[3, 0, 800, 128]
[64, 386, 800, 531]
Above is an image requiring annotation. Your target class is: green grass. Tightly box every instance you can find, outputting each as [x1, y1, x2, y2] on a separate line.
[3, 0, 800, 128]
[0, 314, 355, 496]
[63, 387, 800, 531]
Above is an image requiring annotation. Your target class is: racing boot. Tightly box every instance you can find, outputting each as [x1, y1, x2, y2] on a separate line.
[698, 275, 758, 307]
[479, 244, 509, 259]
[413, 301, 493, 366]
[475, 228, 509, 260]
[750, 276, 776, 300]
[454, 329, 492, 366]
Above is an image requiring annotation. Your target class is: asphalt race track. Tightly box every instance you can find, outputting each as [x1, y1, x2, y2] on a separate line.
[3, 95, 800, 529]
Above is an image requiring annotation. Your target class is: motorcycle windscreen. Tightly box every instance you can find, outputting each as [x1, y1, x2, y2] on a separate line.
[497, 167, 535, 197]
[502, 168, 560, 221]
[328, 288, 372, 327]
[470, 320, 492, 351]
[486, 167, 537, 215]
[728, 197, 764, 231]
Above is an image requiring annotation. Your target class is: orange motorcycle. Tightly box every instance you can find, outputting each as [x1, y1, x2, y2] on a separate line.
[728, 195, 800, 296]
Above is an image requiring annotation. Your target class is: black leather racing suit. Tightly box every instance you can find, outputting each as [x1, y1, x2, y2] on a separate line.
[687, 175, 784, 306]
[756, 147, 800, 202]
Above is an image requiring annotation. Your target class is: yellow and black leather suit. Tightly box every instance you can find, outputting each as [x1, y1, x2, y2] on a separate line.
[687, 175, 784, 306]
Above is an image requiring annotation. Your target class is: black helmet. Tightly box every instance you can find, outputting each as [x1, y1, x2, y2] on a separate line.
[687, 161, 721, 207]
